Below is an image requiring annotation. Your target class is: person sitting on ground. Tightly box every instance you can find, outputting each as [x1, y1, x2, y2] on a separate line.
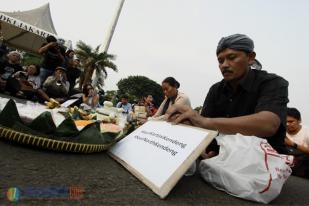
[143, 94, 157, 117]
[38, 35, 65, 84]
[0, 51, 23, 91]
[82, 83, 99, 109]
[0, 42, 8, 62]
[64, 49, 75, 68]
[165, 34, 289, 158]
[67, 57, 81, 94]
[284, 107, 309, 178]
[285, 107, 309, 154]
[6, 64, 41, 98]
[153, 77, 191, 118]
[41, 66, 70, 103]
[116, 94, 133, 114]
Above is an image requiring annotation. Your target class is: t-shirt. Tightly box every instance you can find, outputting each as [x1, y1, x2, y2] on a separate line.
[287, 125, 309, 147]
[154, 92, 191, 117]
[116, 102, 133, 113]
[40, 43, 64, 71]
[0, 61, 23, 80]
[27, 75, 41, 89]
[66, 67, 81, 90]
[201, 69, 289, 153]
[43, 76, 70, 98]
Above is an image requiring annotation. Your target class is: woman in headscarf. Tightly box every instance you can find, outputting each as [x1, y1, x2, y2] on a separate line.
[153, 77, 191, 118]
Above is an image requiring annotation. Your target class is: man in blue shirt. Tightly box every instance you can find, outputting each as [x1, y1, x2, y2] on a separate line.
[116, 94, 132, 113]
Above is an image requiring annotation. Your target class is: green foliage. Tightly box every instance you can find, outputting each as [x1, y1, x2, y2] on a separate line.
[117, 76, 164, 107]
[105, 90, 117, 98]
[75, 41, 117, 77]
[104, 90, 118, 105]
[22, 52, 42, 66]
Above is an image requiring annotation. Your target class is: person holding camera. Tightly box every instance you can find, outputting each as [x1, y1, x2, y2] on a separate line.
[38, 35, 65, 84]
[6, 64, 41, 98]
[82, 83, 99, 108]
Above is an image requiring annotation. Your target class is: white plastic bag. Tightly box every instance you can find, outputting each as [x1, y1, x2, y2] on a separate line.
[199, 134, 293, 204]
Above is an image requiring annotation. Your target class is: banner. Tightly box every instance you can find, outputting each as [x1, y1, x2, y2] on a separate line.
[109, 120, 217, 198]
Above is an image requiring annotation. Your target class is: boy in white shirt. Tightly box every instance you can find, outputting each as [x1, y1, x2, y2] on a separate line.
[285, 107, 309, 178]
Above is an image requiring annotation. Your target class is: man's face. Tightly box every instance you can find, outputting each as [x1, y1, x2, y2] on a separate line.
[55, 69, 64, 77]
[217, 48, 255, 82]
[73, 59, 80, 67]
[68, 51, 75, 58]
[286, 116, 301, 134]
[8, 53, 21, 64]
[121, 98, 128, 105]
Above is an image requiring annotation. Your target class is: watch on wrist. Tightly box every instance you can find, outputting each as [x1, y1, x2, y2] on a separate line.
[293, 142, 298, 149]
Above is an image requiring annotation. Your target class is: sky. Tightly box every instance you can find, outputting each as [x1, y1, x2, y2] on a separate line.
[1, 0, 309, 123]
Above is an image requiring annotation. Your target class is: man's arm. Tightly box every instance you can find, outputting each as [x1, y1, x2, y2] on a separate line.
[152, 98, 167, 118]
[166, 105, 280, 137]
[199, 111, 280, 137]
[38, 42, 56, 54]
[296, 144, 309, 154]
[285, 137, 309, 154]
[43, 76, 55, 88]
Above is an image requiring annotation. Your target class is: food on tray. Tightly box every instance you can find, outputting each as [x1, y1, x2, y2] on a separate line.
[74, 120, 94, 127]
[45, 98, 60, 109]
[103, 101, 113, 107]
[100, 123, 122, 133]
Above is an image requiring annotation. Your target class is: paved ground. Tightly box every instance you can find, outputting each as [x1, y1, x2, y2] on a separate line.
[0, 140, 308, 206]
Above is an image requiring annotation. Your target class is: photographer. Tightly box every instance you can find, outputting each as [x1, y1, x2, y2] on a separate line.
[6, 64, 41, 98]
[38, 35, 65, 84]
[82, 83, 99, 108]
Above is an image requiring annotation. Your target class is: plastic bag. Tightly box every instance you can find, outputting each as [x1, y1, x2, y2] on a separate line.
[199, 134, 293, 204]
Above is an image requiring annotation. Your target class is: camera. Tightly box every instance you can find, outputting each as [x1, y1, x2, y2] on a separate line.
[57, 38, 65, 46]
[20, 72, 27, 77]
[18, 71, 28, 79]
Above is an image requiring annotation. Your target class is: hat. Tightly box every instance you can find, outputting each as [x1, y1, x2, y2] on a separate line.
[55, 66, 67, 72]
[216, 34, 254, 55]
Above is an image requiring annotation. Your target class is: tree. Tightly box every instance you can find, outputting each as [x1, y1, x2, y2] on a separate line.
[22, 52, 42, 66]
[74, 41, 117, 88]
[117, 76, 164, 107]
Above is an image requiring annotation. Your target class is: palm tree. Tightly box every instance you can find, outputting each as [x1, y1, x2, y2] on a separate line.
[74, 41, 118, 89]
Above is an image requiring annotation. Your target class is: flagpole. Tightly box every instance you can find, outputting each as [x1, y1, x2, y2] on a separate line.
[93, 0, 125, 89]
[101, 0, 125, 53]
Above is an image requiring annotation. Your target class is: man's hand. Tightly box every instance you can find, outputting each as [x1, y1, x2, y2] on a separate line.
[48, 42, 58, 48]
[165, 104, 202, 126]
[55, 73, 62, 81]
[284, 137, 294, 147]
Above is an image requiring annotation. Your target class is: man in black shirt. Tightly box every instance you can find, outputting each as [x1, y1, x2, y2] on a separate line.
[166, 34, 289, 154]
[38, 35, 65, 84]
[66, 58, 81, 94]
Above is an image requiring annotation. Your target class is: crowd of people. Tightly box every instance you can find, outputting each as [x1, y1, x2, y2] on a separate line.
[0, 33, 308, 178]
[0, 35, 83, 105]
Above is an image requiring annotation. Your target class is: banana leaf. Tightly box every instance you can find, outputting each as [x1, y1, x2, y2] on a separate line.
[0, 99, 126, 153]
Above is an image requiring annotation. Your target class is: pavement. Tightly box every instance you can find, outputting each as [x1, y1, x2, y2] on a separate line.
[0, 140, 308, 206]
